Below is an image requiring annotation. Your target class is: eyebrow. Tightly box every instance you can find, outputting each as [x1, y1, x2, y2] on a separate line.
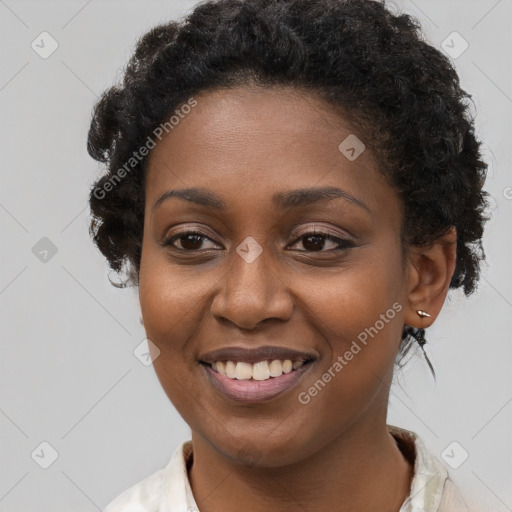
[152, 186, 371, 214]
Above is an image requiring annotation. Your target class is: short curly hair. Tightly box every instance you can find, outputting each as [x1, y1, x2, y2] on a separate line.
[87, 0, 489, 347]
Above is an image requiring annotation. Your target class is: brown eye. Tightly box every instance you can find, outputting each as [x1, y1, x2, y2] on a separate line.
[163, 231, 220, 251]
[302, 234, 328, 251]
[289, 232, 355, 252]
[176, 233, 205, 250]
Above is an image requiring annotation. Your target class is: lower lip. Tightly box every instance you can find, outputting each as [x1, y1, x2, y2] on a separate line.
[202, 363, 313, 403]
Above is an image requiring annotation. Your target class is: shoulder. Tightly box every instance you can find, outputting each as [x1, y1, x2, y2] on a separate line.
[388, 425, 472, 512]
[104, 466, 166, 512]
[438, 478, 477, 512]
[103, 440, 193, 512]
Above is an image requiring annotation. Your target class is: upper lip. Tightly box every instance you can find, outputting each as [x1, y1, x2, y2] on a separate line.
[199, 345, 318, 364]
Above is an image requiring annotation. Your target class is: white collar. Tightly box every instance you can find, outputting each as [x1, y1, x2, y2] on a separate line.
[105, 425, 469, 512]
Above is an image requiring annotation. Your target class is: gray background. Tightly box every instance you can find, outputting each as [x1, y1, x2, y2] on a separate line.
[0, 0, 510, 511]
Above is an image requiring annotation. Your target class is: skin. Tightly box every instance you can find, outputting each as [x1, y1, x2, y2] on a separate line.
[138, 85, 457, 512]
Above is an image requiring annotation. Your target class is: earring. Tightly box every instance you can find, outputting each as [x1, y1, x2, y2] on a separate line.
[416, 310, 431, 318]
[412, 328, 427, 348]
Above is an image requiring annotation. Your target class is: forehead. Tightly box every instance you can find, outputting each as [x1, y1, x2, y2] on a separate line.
[149, 86, 366, 156]
[144, 85, 390, 212]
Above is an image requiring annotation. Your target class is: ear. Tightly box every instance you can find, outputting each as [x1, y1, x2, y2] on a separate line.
[403, 227, 457, 329]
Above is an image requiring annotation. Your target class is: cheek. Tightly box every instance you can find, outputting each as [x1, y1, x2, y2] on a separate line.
[138, 249, 209, 417]
[139, 218, 204, 327]
[290, 261, 405, 444]
[306, 246, 405, 344]
[138, 242, 229, 410]
[298, 246, 406, 391]
[139, 252, 210, 353]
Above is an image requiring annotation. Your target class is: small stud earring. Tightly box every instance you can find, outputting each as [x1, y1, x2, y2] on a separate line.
[417, 310, 431, 318]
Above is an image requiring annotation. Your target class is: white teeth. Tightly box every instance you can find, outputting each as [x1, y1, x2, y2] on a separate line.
[252, 361, 270, 381]
[234, 362, 253, 380]
[225, 361, 236, 378]
[211, 358, 307, 381]
[216, 361, 226, 376]
[269, 359, 283, 377]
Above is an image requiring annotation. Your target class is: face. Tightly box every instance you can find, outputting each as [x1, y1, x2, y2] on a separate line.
[139, 86, 409, 467]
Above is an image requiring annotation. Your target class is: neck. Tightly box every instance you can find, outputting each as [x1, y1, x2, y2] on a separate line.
[188, 418, 413, 512]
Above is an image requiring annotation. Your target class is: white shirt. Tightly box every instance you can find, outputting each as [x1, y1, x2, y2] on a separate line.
[104, 425, 471, 512]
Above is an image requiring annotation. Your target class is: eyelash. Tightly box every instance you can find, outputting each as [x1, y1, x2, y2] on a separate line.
[162, 229, 355, 253]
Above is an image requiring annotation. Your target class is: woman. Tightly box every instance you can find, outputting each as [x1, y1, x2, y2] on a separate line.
[87, 0, 488, 510]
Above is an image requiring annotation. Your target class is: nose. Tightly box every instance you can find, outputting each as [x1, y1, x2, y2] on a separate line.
[210, 244, 294, 330]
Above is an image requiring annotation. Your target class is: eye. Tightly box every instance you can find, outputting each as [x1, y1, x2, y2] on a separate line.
[288, 230, 355, 252]
[162, 228, 355, 253]
[162, 230, 221, 251]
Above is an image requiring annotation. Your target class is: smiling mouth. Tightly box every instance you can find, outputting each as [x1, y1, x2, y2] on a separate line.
[201, 359, 315, 402]
[198, 345, 318, 401]
[204, 358, 313, 381]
